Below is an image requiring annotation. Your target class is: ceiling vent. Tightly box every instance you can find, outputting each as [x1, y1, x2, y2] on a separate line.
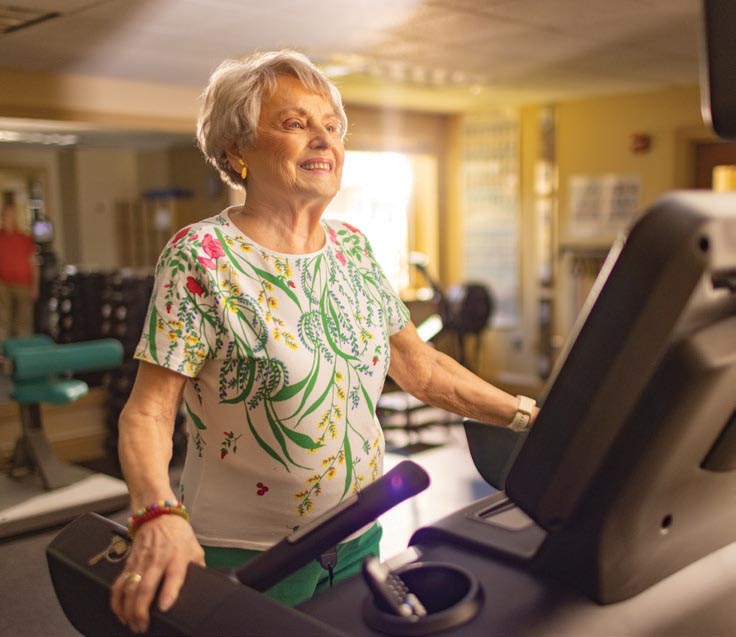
[0, 5, 60, 34]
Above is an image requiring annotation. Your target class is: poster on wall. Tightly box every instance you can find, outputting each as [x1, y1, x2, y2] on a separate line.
[567, 174, 641, 239]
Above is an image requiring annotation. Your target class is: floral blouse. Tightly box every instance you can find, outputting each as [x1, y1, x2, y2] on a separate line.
[134, 208, 410, 549]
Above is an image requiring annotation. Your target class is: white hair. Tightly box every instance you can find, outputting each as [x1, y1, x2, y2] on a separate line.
[196, 50, 348, 191]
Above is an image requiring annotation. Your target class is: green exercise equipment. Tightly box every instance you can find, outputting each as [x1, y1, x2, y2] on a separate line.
[0, 335, 129, 538]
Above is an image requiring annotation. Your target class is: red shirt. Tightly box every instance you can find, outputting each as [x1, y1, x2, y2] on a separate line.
[0, 230, 35, 285]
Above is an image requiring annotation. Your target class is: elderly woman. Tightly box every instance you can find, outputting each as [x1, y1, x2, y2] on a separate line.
[111, 49, 538, 633]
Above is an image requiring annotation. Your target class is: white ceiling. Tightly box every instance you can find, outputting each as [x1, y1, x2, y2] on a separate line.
[0, 0, 706, 145]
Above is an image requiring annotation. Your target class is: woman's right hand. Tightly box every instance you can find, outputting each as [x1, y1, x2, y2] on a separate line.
[110, 513, 205, 634]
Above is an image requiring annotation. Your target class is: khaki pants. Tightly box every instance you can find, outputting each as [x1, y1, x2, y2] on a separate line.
[0, 281, 35, 343]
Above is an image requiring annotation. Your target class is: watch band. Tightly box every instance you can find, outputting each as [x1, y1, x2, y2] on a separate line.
[509, 395, 536, 432]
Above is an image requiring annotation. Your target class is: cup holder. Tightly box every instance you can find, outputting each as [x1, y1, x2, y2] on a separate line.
[362, 561, 483, 636]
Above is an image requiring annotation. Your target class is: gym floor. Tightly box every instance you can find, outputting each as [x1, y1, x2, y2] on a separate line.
[0, 421, 495, 637]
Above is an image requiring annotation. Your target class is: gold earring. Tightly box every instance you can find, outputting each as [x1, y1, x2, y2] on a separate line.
[238, 158, 248, 180]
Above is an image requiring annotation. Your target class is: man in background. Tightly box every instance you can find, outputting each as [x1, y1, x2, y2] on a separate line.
[0, 192, 38, 343]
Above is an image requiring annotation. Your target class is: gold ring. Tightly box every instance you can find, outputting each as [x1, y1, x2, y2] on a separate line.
[122, 571, 143, 585]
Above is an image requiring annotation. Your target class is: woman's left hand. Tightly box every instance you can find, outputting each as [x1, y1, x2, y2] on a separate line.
[110, 514, 205, 634]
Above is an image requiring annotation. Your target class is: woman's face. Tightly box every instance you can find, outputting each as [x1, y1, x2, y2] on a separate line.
[238, 75, 345, 208]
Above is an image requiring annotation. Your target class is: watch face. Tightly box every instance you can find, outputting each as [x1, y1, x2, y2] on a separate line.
[517, 395, 536, 416]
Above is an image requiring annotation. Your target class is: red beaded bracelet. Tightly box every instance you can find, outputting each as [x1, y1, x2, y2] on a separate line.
[127, 500, 190, 538]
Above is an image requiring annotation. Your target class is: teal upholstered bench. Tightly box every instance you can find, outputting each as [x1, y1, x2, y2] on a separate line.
[1, 335, 123, 489]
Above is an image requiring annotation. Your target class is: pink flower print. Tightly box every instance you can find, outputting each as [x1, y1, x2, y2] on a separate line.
[173, 227, 190, 244]
[256, 482, 269, 496]
[328, 228, 337, 243]
[197, 256, 216, 270]
[372, 356, 378, 366]
[288, 280, 296, 288]
[186, 276, 204, 296]
[336, 251, 346, 266]
[165, 302, 172, 313]
[202, 233, 225, 259]
[343, 222, 361, 234]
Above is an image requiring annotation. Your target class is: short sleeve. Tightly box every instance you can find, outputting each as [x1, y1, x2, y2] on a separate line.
[134, 226, 222, 377]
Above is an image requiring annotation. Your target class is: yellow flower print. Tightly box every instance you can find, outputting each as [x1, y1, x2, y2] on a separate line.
[335, 371, 343, 382]
[167, 330, 178, 342]
[352, 475, 366, 494]
[185, 334, 199, 346]
[318, 410, 330, 430]
[360, 329, 373, 343]
[321, 455, 336, 466]
[230, 284, 240, 296]
[336, 386, 347, 401]
[226, 298, 239, 312]
[327, 467, 337, 479]
[239, 243, 252, 252]
[275, 259, 292, 278]
[263, 281, 274, 292]
[267, 296, 278, 309]
[283, 331, 298, 350]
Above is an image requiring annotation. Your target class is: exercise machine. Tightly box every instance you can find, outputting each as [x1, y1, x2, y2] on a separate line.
[0, 335, 128, 538]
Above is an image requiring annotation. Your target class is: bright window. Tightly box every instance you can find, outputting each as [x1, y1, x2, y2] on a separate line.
[327, 151, 414, 290]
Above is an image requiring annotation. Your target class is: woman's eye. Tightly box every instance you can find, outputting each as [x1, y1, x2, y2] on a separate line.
[286, 120, 304, 129]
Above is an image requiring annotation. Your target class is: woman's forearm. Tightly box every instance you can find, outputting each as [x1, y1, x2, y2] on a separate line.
[118, 406, 178, 510]
[402, 347, 518, 426]
[117, 361, 187, 510]
[389, 323, 532, 428]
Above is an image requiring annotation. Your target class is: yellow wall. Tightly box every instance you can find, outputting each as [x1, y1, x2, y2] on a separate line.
[556, 85, 713, 240]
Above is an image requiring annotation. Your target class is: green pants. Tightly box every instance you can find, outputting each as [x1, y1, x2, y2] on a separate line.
[203, 523, 382, 607]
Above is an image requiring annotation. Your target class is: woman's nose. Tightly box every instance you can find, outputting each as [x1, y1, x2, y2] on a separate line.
[309, 125, 333, 148]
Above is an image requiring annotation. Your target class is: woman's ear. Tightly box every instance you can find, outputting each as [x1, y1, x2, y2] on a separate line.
[225, 147, 243, 173]
[226, 145, 249, 180]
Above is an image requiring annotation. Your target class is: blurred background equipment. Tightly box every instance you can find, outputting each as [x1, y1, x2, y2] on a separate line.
[0, 335, 128, 538]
